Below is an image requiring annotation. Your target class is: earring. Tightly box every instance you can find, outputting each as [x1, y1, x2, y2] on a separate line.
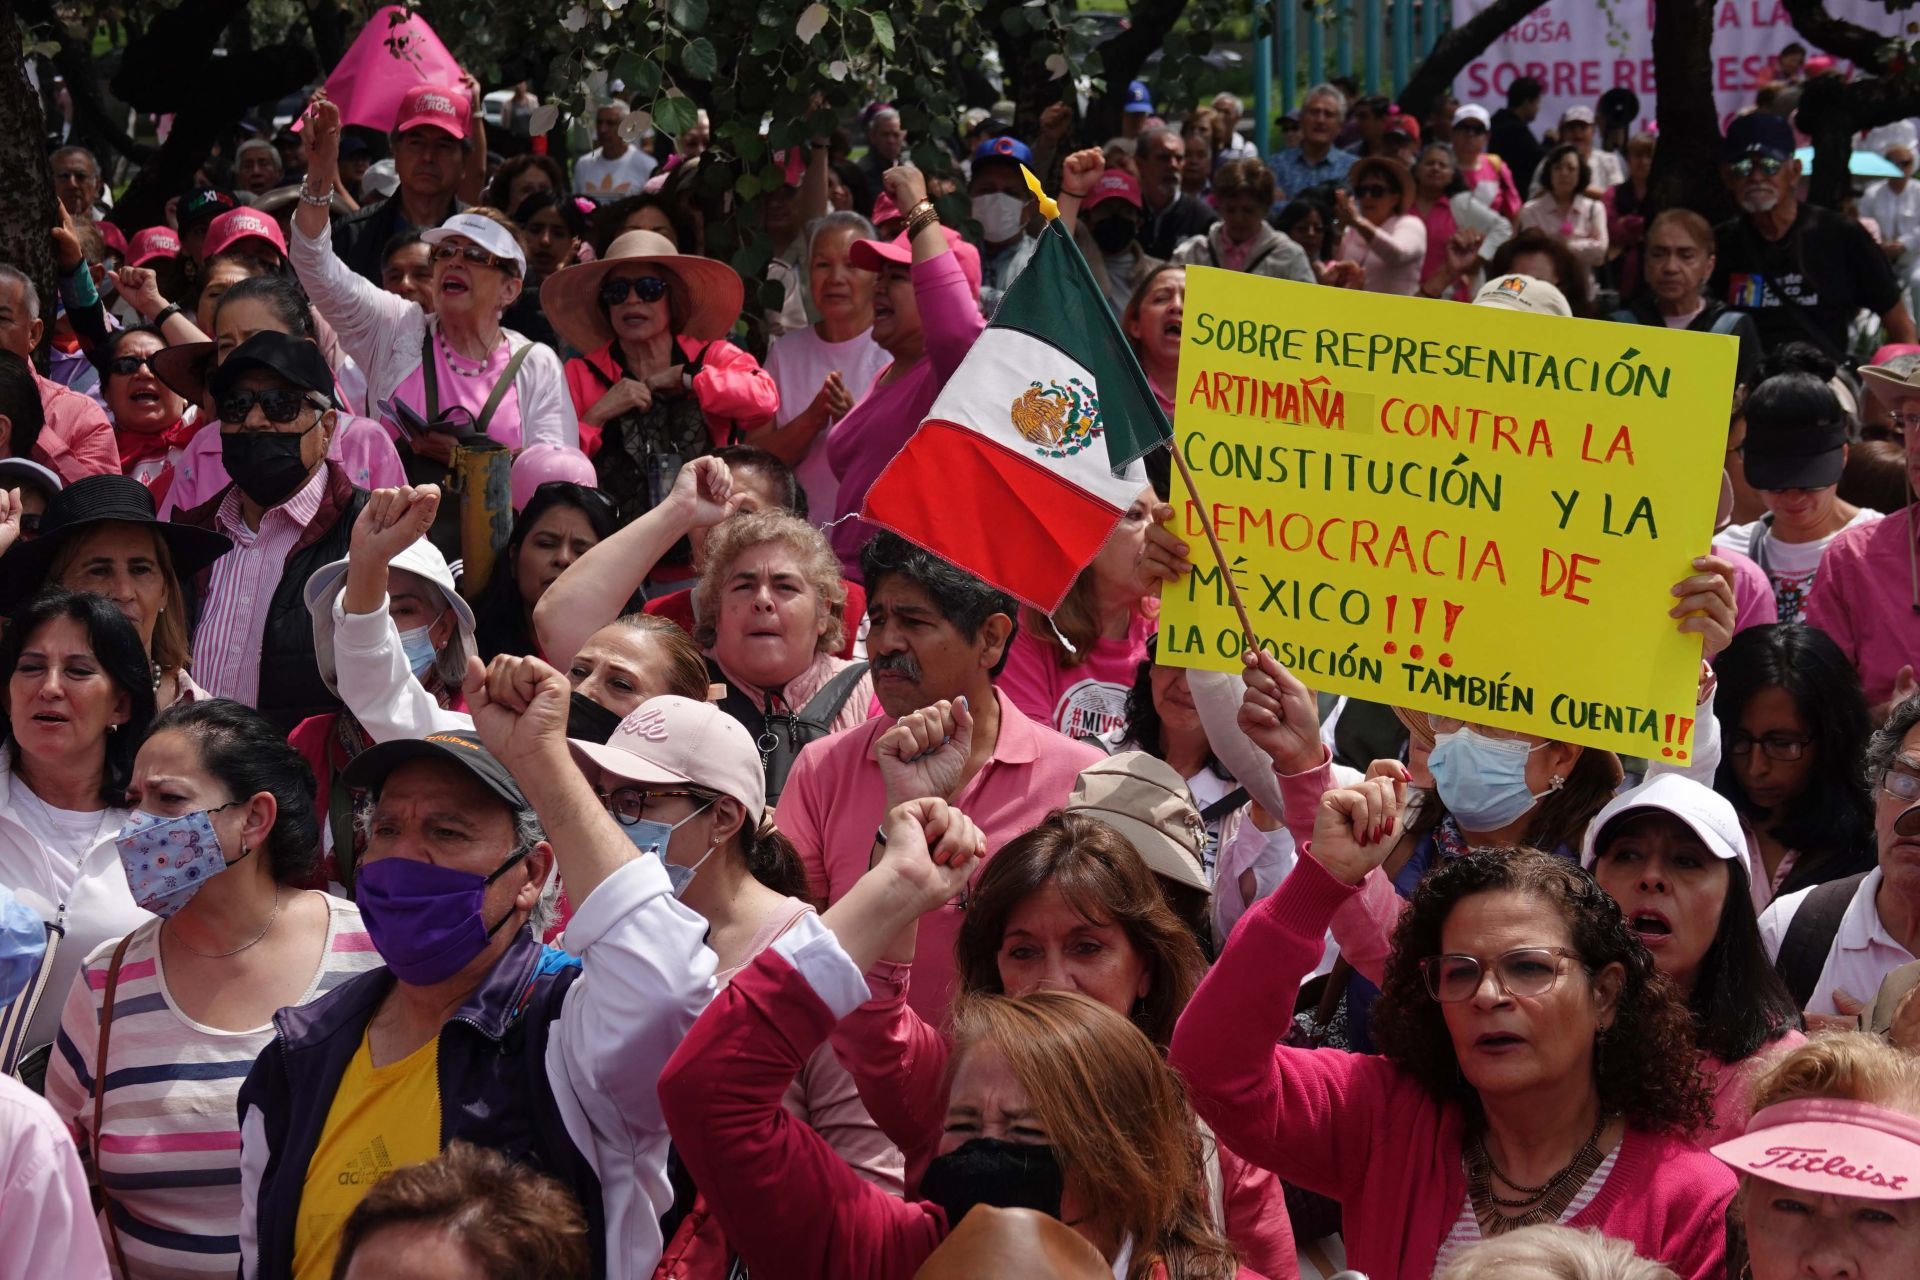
[1548, 774, 1565, 792]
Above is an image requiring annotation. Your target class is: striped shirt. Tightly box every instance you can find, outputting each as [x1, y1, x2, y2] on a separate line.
[1434, 1144, 1621, 1264]
[43, 894, 381, 1279]
[189, 464, 327, 707]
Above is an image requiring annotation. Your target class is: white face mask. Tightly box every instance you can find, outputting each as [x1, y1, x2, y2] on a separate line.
[972, 192, 1028, 244]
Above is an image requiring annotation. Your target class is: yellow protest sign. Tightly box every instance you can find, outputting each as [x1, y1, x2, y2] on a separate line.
[1157, 269, 1736, 760]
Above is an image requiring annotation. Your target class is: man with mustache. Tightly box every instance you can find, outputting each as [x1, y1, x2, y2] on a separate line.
[1710, 111, 1915, 358]
[774, 532, 1104, 1021]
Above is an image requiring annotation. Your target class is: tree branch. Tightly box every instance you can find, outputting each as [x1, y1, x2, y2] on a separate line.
[1648, 0, 1733, 221]
[1780, 0, 1892, 76]
[1084, 0, 1190, 141]
[13, 0, 151, 163]
[1396, 0, 1549, 119]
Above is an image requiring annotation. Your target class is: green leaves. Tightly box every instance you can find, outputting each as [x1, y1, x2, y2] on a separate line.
[668, 0, 708, 31]
[652, 95, 698, 137]
[868, 11, 894, 53]
[681, 36, 718, 79]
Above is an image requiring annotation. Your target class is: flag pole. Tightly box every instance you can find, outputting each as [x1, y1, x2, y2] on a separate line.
[1019, 165, 1261, 654]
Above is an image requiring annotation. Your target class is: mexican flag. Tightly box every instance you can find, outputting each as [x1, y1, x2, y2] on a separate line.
[861, 218, 1170, 613]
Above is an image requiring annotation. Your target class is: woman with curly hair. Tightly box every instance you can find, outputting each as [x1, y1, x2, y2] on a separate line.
[1170, 776, 1735, 1279]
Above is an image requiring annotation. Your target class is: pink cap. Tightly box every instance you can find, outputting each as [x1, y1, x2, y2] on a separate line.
[394, 83, 469, 142]
[569, 696, 767, 823]
[1083, 169, 1142, 212]
[849, 226, 983, 301]
[1713, 1098, 1920, 1199]
[202, 208, 288, 261]
[871, 191, 904, 226]
[510, 443, 598, 512]
[127, 226, 181, 266]
[1872, 343, 1920, 366]
[96, 222, 129, 259]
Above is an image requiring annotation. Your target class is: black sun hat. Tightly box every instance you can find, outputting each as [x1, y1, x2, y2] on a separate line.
[0, 474, 233, 612]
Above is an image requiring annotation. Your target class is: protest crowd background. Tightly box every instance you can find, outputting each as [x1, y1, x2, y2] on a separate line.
[14, 6, 1920, 1280]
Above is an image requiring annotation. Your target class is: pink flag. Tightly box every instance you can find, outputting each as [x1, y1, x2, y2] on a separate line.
[304, 6, 466, 134]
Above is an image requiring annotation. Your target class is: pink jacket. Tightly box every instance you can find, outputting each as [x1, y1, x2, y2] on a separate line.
[1168, 856, 1734, 1280]
[33, 373, 119, 483]
[830, 960, 1300, 1278]
[566, 336, 778, 458]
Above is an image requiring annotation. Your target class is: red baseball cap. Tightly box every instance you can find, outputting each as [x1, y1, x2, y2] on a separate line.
[127, 226, 182, 267]
[96, 222, 129, 260]
[394, 83, 469, 142]
[1385, 109, 1420, 142]
[1083, 170, 1142, 212]
[849, 226, 983, 300]
[202, 208, 288, 262]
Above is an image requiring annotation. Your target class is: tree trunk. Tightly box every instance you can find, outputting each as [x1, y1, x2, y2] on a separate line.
[1395, 0, 1548, 120]
[1083, 0, 1192, 143]
[13, 0, 150, 164]
[0, 0, 59, 368]
[1797, 72, 1920, 209]
[1648, 0, 1730, 222]
[1780, 0, 1891, 75]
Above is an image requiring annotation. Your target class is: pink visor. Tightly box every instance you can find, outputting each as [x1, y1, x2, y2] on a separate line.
[1711, 1098, 1920, 1199]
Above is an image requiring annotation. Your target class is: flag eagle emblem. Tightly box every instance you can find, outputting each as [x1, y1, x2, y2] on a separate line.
[1011, 378, 1103, 459]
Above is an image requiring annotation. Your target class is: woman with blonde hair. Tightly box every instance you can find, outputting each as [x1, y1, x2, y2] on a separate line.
[660, 797, 1257, 1278]
[1438, 1225, 1679, 1280]
[1713, 1032, 1920, 1280]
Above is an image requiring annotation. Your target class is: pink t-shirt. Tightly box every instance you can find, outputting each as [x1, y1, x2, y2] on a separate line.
[1716, 543, 1781, 638]
[1803, 505, 1920, 706]
[776, 688, 1104, 1022]
[996, 612, 1155, 740]
[388, 331, 526, 450]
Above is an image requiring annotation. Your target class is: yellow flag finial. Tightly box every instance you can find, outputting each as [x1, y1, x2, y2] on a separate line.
[1021, 164, 1059, 221]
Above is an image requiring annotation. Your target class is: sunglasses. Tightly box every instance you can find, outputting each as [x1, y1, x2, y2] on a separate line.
[1353, 184, 1392, 199]
[108, 353, 161, 377]
[1730, 156, 1786, 178]
[431, 242, 518, 274]
[215, 387, 327, 426]
[599, 275, 670, 307]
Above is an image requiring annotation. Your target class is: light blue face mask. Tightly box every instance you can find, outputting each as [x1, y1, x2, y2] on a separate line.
[397, 611, 445, 680]
[0, 886, 46, 1010]
[1428, 728, 1554, 833]
[619, 800, 717, 897]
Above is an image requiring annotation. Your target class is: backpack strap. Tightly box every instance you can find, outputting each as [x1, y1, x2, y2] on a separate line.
[420, 331, 440, 423]
[1199, 786, 1249, 825]
[473, 340, 537, 438]
[91, 932, 136, 1280]
[1777, 871, 1870, 1009]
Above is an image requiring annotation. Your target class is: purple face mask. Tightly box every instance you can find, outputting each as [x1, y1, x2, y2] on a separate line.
[354, 849, 530, 986]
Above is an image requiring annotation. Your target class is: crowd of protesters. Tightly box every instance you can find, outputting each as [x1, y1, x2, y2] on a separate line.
[8, 33, 1920, 1280]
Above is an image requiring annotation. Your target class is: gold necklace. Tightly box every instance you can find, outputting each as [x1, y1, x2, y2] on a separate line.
[169, 886, 284, 958]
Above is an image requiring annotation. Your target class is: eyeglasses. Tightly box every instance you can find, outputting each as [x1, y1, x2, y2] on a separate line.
[432, 242, 517, 275]
[1728, 732, 1810, 762]
[1353, 184, 1393, 199]
[108, 353, 161, 377]
[1426, 714, 1533, 743]
[1879, 768, 1920, 804]
[1420, 947, 1584, 1003]
[598, 786, 714, 826]
[1730, 156, 1787, 178]
[1889, 409, 1920, 434]
[599, 276, 670, 307]
[215, 388, 328, 427]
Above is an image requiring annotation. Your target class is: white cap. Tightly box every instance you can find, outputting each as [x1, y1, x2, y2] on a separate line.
[422, 212, 527, 276]
[569, 695, 767, 825]
[361, 158, 399, 201]
[1452, 104, 1491, 128]
[1579, 773, 1752, 882]
[0, 458, 63, 496]
[1563, 105, 1596, 124]
[303, 537, 477, 696]
[1473, 273, 1571, 317]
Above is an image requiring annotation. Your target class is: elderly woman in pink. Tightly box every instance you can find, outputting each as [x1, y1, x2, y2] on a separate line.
[824, 165, 985, 579]
[1332, 157, 1428, 295]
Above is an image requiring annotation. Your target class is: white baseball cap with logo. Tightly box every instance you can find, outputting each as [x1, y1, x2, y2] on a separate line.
[422, 212, 527, 277]
[1472, 273, 1571, 318]
[570, 695, 767, 825]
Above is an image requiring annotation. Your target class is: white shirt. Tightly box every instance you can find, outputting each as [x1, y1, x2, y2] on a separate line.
[1861, 180, 1920, 270]
[573, 146, 658, 200]
[762, 324, 891, 524]
[1759, 867, 1916, 1016]
[1716, 509, 1882, 625]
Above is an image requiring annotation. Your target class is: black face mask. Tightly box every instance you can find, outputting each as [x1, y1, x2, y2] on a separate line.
[566, 690, 623, 743]
[221, 428, 316, 508]
[1092, 218, 1138, 254]
[919, 1138, 1065, 1228]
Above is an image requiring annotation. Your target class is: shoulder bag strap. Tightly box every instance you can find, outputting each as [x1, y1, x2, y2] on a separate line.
[472, 340, 538, 438]
[797, 661, 871, 726]
[92, 932, 136, 1279]
[420, 331, 440, 423]
[1777, 871, 1871, 1009]
[1199, 786, 1250, 825]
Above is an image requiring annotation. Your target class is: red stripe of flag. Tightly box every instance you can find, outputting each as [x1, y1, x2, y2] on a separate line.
[862, 419, 1127, 613]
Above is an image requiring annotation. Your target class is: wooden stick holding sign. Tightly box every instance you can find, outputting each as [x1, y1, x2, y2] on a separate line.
[1166, 442, 1261, 654]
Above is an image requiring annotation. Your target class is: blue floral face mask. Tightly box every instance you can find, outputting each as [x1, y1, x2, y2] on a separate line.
[114, 801, 246, 918]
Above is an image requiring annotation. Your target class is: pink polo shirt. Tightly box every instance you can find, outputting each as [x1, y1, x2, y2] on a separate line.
[1803, 505, 1920, 706]
[777, 688, 1103, 1022]
[33, 373, 119, 483]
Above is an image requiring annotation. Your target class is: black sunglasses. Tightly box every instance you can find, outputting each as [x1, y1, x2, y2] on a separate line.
[1730, 156, 1786, 178]
[108, 353, 161, 377]
[599, 275, 670, 307]
[215, 387, 328, 426]
[1353, 184, 1392, 199]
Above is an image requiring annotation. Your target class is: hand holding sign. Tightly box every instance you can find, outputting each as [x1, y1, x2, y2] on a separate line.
[1238, 648, 1324, 776]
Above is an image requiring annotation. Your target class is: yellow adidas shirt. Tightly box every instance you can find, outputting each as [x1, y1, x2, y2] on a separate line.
[291, 1028, 442, 1280]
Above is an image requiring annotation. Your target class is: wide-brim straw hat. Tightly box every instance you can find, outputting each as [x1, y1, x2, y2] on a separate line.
[1861, 361, 1920, 405]
[539, 229, 743, 350]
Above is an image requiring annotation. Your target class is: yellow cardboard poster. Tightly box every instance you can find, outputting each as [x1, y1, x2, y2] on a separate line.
[1157, 269, 1736, 760]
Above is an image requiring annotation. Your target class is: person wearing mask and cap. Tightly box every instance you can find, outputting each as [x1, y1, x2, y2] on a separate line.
[1713, 111, 1915, 359]
[172, 331, 370, 729]
[330, 83, 477, 285]
[1808, 364, 1920, 715]
[234, 653, 716, 1280]
[1716, 372, 1882, 625]
[969, 136, 1042, 318]
[0, 885, 111, 1280]
[1058, 168, 1162, 317]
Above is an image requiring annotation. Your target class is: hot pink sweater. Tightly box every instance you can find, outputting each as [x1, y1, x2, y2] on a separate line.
[1168, 856, 1735, 1280]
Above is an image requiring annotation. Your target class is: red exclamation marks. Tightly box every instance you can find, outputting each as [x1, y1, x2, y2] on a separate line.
[1383, 595, 1399, 655]
[1382, 597, 1466, 665]
[1660, 714, 1694, 762]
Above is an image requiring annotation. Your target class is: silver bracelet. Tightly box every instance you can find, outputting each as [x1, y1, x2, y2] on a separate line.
[297, 187, 334, 208]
